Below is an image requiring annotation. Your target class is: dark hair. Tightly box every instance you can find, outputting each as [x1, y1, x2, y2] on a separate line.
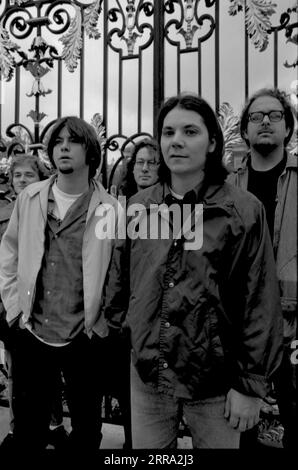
[10, 153, 50, 184]
[156, 93, 227, 185]
[47, 116, 101, 178]
[240, 87, 296, 147]
[118, 138, 160, 198]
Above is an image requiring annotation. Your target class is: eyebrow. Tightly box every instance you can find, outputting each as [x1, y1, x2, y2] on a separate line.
[162, 124, 201, 129]
[249, 109, 284, 113]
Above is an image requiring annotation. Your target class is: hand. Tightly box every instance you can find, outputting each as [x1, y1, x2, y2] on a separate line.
[224, 388, 262, 432]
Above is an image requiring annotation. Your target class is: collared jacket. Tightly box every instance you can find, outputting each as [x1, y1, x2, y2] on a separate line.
[0, 201, 15, 345]
[0, 200, 15, 241]
[0, 175, 120, 337]
[227, 152, 297, 341]
[102, 182, 283, 400]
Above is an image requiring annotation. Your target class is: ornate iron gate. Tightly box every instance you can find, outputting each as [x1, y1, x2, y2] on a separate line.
[0, 0, 297, 189]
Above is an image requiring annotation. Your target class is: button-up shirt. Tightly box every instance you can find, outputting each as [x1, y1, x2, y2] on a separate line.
[31, 184, 94, 344]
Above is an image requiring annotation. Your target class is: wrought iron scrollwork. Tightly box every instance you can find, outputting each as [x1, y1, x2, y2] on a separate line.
[108, 0, 154, 56]
[1, 1, 104, 80]
[0, 0, 297, 188]
[4, 7, 33, 40]
[164, 0, 215, 49]
[45, 4, 72, 36]
[0, 0, 103, 151]
[229, 0, 277, 52]
[269, 5, 298, 69]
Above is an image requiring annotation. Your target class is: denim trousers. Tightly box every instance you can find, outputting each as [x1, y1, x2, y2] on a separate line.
[4, 348, 64, 433]
[131, 363, 240, 449]
[9, 327, 103, 451]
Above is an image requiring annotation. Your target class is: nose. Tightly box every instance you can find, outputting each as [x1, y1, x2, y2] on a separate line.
[19, 174, 26, 182]
[170, 130, 184, 147]
[60, 138, 70, 151]
[140, 161, 149, 171]
[262, 114, 271, 125]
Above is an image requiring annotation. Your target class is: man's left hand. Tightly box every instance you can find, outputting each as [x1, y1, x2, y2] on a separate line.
[224, 388, 262, 432]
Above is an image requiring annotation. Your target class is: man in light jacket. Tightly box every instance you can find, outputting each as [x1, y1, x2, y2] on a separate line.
[228, 88, 297, 449]
[0, 116, 119, 451]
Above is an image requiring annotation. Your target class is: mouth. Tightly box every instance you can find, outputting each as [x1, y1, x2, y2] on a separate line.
[258, 130, 273, 136]
[59, 156, 71, 161]
[170, 154, 187, 159]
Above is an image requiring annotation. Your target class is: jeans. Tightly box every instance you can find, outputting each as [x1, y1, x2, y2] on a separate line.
[131, 363, 240, 449]
[4, 348, 64, 433]
[10, 327, 103, 451]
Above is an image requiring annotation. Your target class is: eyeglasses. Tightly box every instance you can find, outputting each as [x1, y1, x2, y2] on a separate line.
[248, 110, 284, 123]
[135, 160, 160, 169]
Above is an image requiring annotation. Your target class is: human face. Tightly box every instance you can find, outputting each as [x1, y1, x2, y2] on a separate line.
[244, 96, 290, 153]
[160, 106, 215, 180]
[133, 147, 160, 190]
[52, 126, 88, 175]
[12, 163, 40, 195]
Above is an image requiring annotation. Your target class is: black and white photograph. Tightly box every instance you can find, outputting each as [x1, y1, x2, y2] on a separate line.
[0, 0, 297, 463]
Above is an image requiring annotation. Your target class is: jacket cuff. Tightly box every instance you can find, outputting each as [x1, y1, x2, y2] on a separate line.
[232, 373, 271, 399]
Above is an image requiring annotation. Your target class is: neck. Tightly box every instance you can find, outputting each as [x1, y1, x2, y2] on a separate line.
[56, 171, 90, 194]
[250, 146, 284, 171]
[170, 171, 204, 196]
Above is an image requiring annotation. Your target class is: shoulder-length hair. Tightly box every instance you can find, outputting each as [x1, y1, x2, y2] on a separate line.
[47, 116, 101, 178]
[118, 137, 160, 198]
[156, 93, 227, 185]
[9, 153, 50, 184]
[240, 87, 296, 147]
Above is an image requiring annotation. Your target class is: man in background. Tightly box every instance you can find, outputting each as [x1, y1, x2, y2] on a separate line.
[228, 88, 297, 449]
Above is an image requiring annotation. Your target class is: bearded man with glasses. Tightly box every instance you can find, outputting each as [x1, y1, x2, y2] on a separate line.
[228, 87, 297, 449]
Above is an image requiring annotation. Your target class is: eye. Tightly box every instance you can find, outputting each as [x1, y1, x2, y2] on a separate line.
[162, 128, 174, 137]
[69, 136, 81, 143]
[185, 128, 197, 135]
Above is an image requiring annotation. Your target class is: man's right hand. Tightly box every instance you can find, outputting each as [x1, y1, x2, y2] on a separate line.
[224, 388, 262, 432]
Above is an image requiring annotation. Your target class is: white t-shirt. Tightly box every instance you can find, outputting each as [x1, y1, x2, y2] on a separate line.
[52, 181, 83, 220]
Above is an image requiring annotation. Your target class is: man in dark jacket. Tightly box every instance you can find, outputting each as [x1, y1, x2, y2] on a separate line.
[100, 94, 283, 449]
[228, 87, 297, 449]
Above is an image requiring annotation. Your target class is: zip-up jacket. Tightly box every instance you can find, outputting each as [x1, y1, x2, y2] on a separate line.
[101, 182, 283, 399]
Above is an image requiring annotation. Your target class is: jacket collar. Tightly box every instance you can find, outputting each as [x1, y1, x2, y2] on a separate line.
[130, 181, 234, 210]
[236, 150, 297, 173]
[24, 175, 115, 221]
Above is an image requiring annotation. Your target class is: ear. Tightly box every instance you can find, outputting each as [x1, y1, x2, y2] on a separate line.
[208, 137, 216, 154]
